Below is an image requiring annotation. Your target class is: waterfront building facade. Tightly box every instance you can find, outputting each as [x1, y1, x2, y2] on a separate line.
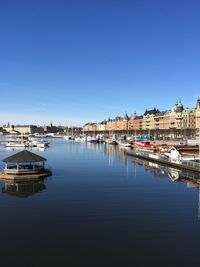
[83, 123, 98, 133]
[115, 114, 129, 132]
[196, 98, 200, 132]
[128, 114, 143, 131]
[143, 108, 160, 131]
[3, 125, 44, 135]
[83, 99, 199, 139]
[44, 123, 64, 134]
[97, 121, 107, 132]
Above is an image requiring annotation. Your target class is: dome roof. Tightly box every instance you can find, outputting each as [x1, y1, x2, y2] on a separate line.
[172, 101, 184, 113]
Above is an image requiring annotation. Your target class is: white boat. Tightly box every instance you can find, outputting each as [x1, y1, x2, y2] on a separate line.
[29, 139, 50, 148]
[117, 140, 132, 147]
[64, 135, 75, 140]
[74, 137, 82, 142]
[80, 136, 87, 142]
[36, 142, 46, 148]
[87, 136, 98, 143]
[105, 139, 118, 145]
[74, 136, 87, 142]
[5, 142, 26, 148]
[48, 133, 63, 138]
[64, 135, 71, 140]
[34, 134, 48, 138]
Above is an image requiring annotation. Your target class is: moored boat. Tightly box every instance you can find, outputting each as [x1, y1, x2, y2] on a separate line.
[5, 142, 27, 148]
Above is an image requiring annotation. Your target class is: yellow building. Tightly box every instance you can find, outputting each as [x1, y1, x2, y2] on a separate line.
[83, 98, 199, 139]
[97, 121, 107, 132]
[195, 98, 200, 130]
[143, 108, 160, 130]
[83, 123, 97, 133]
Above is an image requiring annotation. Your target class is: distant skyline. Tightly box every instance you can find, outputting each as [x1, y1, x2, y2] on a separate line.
[0, 0, 200, 126]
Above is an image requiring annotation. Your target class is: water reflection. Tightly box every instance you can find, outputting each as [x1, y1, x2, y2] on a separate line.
[85, 142, 127, 159]
[131, 157, 200, 220]
[2, 180, 46, 198]
[131, 158, 200, 186]
[89, 143, 200, 221]
[0, 140, 200, 265]
[93, 143, 200, 185]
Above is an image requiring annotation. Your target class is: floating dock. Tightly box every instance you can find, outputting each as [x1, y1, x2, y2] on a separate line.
[0, 169, 52, 181]
[0, 150, 52, 181]
[126, 149, 200, 173]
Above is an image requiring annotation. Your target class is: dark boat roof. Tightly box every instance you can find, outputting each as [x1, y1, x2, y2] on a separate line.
[2, 150, 46, 163]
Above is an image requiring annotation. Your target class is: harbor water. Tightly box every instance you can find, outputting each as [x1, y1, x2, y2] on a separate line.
[0, 138, 200, 266]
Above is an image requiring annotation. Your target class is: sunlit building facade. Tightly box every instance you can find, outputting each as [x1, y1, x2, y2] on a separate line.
[83, 98, 200, 139]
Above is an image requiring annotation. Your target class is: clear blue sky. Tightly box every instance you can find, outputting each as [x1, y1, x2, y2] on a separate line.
[0, 0, 200, 126]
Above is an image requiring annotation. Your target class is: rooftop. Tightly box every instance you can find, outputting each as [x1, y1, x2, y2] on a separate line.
[144, 108, 160, 116]
[2, 150, 47, 163]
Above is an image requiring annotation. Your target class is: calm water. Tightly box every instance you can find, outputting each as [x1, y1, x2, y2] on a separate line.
[0, 138, 200, 266]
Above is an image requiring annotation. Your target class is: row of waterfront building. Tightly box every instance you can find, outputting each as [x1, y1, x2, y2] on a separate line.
[83, 99, 200, 139]
[1, 123, 82, 135]
[1, 99, 200, 139]
[1, 123, 62, 135]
